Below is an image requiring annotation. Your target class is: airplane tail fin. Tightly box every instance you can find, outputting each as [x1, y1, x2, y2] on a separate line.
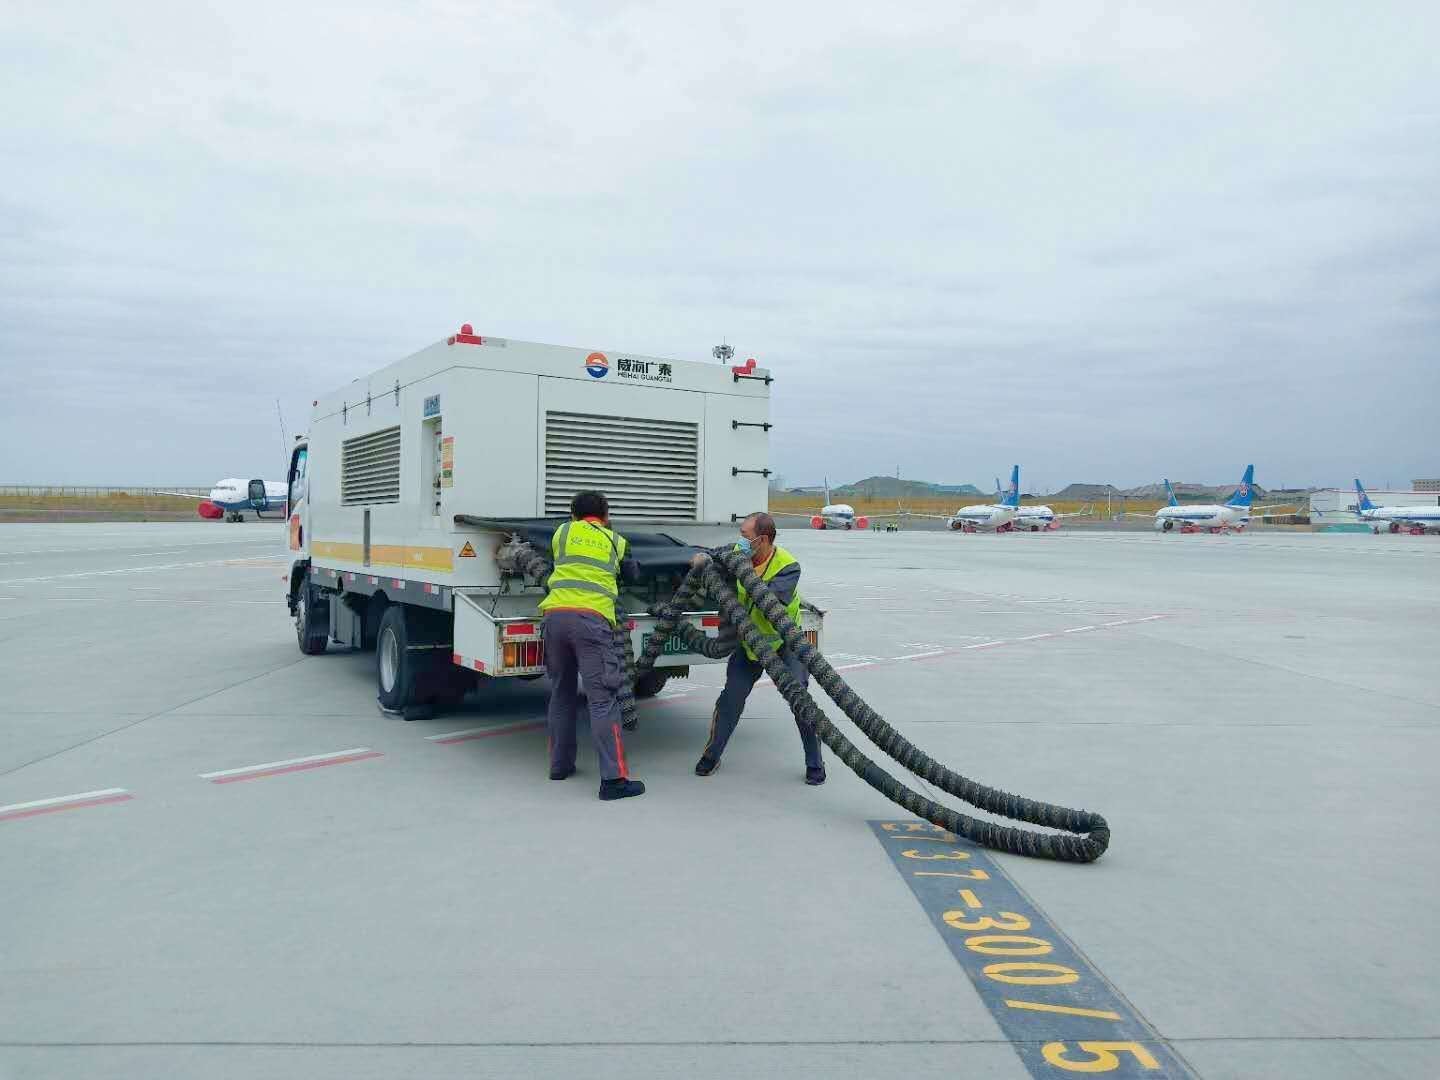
[1163, 479, 1179, 507]
[823, 477, 832, 507]
[1003, 466, 1020, 508]
[1225, 464, 1256, 508]
[1354, 479, 1375, 512]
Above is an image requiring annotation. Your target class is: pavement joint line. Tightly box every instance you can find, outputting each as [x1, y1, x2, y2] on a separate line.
[0, 788, 133, 822]
[0, 556, 283, 586]
[200, 748, 382, 783]
[0, 657, 308, 781]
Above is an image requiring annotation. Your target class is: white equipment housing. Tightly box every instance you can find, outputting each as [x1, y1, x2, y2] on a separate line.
[283, 328, 821, 703]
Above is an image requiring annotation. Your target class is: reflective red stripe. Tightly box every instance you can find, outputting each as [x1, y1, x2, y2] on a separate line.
[612, 724, 628, 779]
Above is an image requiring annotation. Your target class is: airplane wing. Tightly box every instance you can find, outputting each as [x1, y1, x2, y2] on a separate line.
[895, 511, 954, 521]
[154, 491, 208, 499]
[1055, 504, 1094, 518]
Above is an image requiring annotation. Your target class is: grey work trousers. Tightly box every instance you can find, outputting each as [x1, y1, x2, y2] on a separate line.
[703, 649, 823, 770]
[542, 610, 629, 780]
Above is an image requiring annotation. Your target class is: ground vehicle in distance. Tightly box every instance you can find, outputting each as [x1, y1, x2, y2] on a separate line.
[283, 326, 823, 712]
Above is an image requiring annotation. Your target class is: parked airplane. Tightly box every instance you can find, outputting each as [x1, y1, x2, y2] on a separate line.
[1150, 467, 1257, 533]
[1354, 480, 1440, 534]
[939, 466, 1021, 532]
[806, 480, 870, 530]
[988, 476, 1092, 532]
[158, 479, 288, 522]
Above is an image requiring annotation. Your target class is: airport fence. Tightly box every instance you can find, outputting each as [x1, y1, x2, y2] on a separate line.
[0, 485, 210, 497]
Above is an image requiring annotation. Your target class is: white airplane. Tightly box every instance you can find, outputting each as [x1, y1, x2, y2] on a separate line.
[158, 478, 288, 522]
[1150, 467, 1257, 533]
[988, 476, 1092, 532]
[805, 480, 870, 530]
[940, 466, 1021, 532]
[1354, 479, 1440, 534]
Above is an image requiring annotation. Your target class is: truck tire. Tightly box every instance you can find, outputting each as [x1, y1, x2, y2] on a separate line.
[634, 670, 670, 699]
[295, 584, 329, 655]
[376, 605, 418, 710]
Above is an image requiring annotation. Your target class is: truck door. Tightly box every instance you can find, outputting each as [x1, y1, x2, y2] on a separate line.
[287, 443, 309, 556]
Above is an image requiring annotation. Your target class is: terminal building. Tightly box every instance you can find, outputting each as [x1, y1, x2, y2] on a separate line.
[1310, 481, 1440, 531]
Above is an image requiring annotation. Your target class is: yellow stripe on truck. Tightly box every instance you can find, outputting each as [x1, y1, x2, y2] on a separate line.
[311, 541, 455, 573]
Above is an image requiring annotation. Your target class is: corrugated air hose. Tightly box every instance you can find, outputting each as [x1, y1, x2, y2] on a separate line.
[508, 539, 1109, 863]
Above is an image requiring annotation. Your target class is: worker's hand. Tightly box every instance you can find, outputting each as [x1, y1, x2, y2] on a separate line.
[689, 552, 711, 569]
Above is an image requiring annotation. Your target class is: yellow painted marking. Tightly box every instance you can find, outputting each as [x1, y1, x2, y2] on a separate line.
[913, 867, 989, 880]
[311, 540, 454, 573]
[957, 889, 983, 909]
[983, 962, 1079, 985]
[944, 910, 1031, 933]
[900, 849, 971, 861]
[1042, 1040, 1161, 1071]
[1004, 1000, 1122, 1021]
[965, 934, 1053, 957]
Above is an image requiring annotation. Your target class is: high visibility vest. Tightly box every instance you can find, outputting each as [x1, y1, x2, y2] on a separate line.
[736, 545, 803, 661]
[538, 519, 630, 625]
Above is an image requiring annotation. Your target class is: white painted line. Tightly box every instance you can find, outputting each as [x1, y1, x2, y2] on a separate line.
[0, 788, 130, 814]
[963, 641, 1006, 649]
[1064, 626, 1097, 633]
[1014, 633, 1055, 641]
[893, 650, 945, 660]
[199, 747, 375, 780]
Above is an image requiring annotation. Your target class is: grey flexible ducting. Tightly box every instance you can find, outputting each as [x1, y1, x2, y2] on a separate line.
[511, 539, 1109, 863]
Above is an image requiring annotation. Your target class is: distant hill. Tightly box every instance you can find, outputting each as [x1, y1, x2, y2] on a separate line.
[1051, 483, 1122, 501]
[832, 476, 983, 498]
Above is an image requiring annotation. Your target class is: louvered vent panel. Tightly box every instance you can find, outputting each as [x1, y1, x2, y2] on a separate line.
[341, 426, 401, 506]
[545, 412, 699, 520]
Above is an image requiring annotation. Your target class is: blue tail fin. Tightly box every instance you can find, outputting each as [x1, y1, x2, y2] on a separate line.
[1224, 465, 1255, 508]
[1003, 466, 1020, 508]
[1163, 479, 1178, 507]
[1354, 479, 1375, 512]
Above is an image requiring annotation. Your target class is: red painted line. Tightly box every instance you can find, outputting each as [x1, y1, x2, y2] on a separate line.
[210, 750, 382, 784]
[435, 722, 544, 745]
[0, 793, 133, 822]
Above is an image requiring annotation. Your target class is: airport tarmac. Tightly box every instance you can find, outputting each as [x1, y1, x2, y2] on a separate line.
[2, 522, 1437, 1079]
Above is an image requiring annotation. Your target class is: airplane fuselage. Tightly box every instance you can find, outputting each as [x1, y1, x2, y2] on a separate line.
[1154, 504, 1250, 532]
[1360, 506, 1440, 533]
[947, 504, 1017, 532]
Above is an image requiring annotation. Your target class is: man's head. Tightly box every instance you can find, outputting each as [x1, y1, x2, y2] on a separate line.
[571, 490, 609, 523]
[740, 511, 777, 562]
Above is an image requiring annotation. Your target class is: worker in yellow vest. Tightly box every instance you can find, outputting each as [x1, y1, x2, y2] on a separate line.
[539, 491, 644, 800]
[690, 512, 824, 784]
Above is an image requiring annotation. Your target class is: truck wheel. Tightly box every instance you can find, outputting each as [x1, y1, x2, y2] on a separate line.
[376, 605, 417, 710]
[295, 584, 329, 655]
[634, 670, 670, 699]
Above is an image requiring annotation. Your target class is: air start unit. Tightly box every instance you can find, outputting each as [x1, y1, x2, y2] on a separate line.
[281, 325, 822, 710]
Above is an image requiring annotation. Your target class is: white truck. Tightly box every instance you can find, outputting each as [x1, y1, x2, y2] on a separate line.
[282, 325, 822, 712]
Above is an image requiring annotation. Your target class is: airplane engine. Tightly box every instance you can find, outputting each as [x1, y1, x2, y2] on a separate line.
[810, 515, 825, 530]
[855, 516, 869, 530]
[1389, 522, 1401, 534]
[1159, 519, 1174, 532]
[197, 501, 224, 520]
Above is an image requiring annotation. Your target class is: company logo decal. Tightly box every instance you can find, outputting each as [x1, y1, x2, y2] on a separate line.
[584, 352, 609, 379]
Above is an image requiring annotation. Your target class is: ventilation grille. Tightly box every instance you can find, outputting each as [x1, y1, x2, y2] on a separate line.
[545, 411, 699, 520]
[341, 426, 401, 506]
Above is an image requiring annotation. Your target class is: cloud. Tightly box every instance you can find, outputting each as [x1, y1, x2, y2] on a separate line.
[1, 1, 1437, 490]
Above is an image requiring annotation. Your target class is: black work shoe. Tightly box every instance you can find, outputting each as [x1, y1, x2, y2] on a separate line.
[805, 766, 826, 786]
[694, 755, 721, 777]
[549, 765, 576, 781]
[599, 778, 646, 800]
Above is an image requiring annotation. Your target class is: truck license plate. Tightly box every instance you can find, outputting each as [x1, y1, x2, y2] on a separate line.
[641, 631, 690, 656]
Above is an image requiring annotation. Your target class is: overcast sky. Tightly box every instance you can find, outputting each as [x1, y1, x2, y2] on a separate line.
[3, 2, 1437, 491]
